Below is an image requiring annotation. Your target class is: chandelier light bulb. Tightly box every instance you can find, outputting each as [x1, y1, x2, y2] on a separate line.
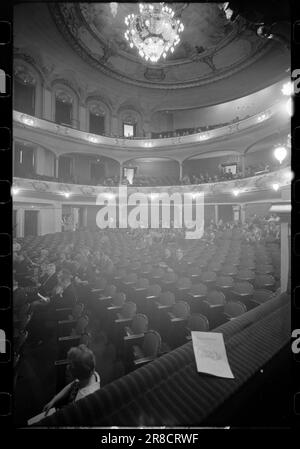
[273, 146, 288, 164]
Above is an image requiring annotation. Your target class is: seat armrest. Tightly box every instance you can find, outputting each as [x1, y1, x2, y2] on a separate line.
[98, 295, 112, 301]
[58, 336, 81, 343]
[115, 317, 133, 324]
[107, 305, 122, 311]
[170, 317, 186, 323]
[157, 304, 172, 310]
[124, 333, 144, 342]
[134, 356, 156, 366]
[58, 319, 77, 326]
[91, 288, 105, 294]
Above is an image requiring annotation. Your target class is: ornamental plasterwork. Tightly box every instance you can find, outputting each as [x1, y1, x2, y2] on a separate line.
[49, 3, 274, 90]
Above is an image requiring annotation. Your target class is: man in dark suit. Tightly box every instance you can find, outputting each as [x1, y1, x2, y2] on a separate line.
[49, 273, 77, 312]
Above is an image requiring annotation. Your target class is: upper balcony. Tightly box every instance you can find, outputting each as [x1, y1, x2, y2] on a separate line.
[13, 100, 287, 152]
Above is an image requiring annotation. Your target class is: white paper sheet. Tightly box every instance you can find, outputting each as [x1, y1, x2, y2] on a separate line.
[191, 331, 234, 379]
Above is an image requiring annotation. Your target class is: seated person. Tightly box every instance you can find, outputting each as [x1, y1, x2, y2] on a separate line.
[43, 345, 100, 414]
[50, 272, 77, 311]
[38, 263, 58, 297]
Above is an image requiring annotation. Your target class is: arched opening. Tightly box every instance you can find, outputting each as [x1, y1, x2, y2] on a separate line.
[86, 98, 111, 136]
[13, 61, 42, 117]
[52, 82, 79, 129]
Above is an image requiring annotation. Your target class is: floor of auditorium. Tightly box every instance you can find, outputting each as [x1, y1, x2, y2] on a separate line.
[15, 321, 125, 426]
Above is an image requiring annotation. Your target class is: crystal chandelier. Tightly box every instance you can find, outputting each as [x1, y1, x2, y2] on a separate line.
[124, 3, 184, 63]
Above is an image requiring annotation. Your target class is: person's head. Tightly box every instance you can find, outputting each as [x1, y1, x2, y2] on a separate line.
[67, 345, 96, 381]
[60, 272, 72, 288]
[47, 263, 56, 276]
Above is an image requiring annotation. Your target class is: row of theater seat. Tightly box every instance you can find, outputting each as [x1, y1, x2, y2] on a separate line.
[15, 229, 281, 400]
[39, 289, 290, 426]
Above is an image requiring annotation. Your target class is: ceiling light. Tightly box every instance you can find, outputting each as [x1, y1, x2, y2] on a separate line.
[199, 133, 209, 141]
[22, 115, 35, 126]
[63, 192, 70, 198]
[88, 136, 98, 144]
[272, 183, 280, 191]
[273, 146, 288, 164]
[284, 170, 294, 182]
[12, 187, 20, 195]
[125, 3, 184, 63]
[232, 189, 240, 197]
[281, 81, 294, 96]
[257, 113, 267, 122]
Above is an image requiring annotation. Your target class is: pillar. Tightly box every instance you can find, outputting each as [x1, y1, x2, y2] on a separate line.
[240, 154, 246, 176]
[179, 161, 183, 181]
[214, 204, 219, 225]
[79, 105, 86, 131]
[232, 205, 240, 222]
[55, 157, 59, 179]
[119, 162, 123, 181]
[43, 88, 52, 121]
[111, 115, 119, 137]
[280, 221, 289, 293]
[240, 204, 246, 224]
[15, 208, 24, 238]
[83, 207, 88, 228]
[143, 120, 151, 138]
[53, 202, 62, 233]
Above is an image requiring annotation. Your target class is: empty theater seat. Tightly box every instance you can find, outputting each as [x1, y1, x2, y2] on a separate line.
[39, 291, 290, 427]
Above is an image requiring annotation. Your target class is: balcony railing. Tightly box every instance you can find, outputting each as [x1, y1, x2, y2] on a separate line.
[13, 166, 291, 199]
[13, 102, 282, 150]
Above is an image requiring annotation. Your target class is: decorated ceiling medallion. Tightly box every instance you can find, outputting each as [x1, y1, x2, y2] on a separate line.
[49, 3, 275, 89]
[124, 3, 184, 63]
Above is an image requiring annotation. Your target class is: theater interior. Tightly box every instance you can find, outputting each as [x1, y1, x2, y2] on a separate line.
[13, 2, 291, 427]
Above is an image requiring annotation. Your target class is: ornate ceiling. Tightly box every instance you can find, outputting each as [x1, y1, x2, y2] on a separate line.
[49, 2, 273, 89]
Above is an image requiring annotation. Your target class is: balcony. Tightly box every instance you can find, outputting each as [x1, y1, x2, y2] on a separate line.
[13, 166, 291, 201]
[13, 102, 283, 150]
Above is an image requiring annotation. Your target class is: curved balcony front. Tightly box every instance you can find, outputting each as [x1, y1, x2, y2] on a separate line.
[13, 101, 284, 151]
[13, 166, 291, 205]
